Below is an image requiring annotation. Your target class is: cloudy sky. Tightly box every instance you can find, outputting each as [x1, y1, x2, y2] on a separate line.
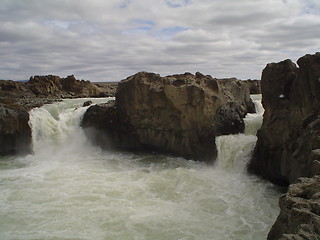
[0, 0, 319, 82]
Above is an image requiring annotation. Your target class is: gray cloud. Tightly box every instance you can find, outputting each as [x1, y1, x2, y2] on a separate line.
[0, 0, 319, 81]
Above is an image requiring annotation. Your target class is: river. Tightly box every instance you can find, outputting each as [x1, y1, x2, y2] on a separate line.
[0, 96, 282, 240]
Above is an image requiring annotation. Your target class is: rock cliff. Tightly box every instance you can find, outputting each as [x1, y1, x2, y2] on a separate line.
[82, 72, 253, 162]
[249, 53, 320, 185]
[0, 106, 32, 155]
[268, 176, 320, 240]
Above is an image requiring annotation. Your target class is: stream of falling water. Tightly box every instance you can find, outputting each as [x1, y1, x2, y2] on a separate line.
[0, 96, 282, 240]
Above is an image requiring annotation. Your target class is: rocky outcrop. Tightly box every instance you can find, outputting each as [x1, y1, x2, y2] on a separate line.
[217, 78, 256, 113]
[82, 72, 253, 162]
[243, 79, 261, 94]
[94, 82, 118, 97]
[268, 176, 320, 240]
[0, 106, 32, 155]
[249, 53, 320, 185]
[28, 75, 101, 97]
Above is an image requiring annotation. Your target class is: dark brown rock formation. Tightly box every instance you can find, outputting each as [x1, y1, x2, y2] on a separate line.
[83, 100, 93, 107]
[28, 75, 101, 97]
[243, 79, 261, 94]
[82, 72, 253, 162]
[249, 53, 320, 185]
[94, 82, 118, 97]
[0, 106, 32, 155]
[268, 176, 320, 240]
[217, 78, 256, 113]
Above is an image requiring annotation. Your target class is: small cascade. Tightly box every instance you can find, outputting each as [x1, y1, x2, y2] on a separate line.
[215, 134, 257, 171]
[244, 94, 264, 135]
[215, 94, 263, 171]
[29, 106, 89, 155]
[28, 98, 112, 157]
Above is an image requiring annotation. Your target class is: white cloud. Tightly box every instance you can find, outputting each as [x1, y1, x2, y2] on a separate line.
[0, 0, 319, 81]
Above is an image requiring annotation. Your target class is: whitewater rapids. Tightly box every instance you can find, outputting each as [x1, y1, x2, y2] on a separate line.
[0, 96, 282, 240]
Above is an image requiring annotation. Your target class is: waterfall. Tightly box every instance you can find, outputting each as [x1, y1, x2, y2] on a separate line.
[244, 94, 264, 136]
[27, 95, 264, 171]
[215, 94, 263, 171]
[0, 95, 281, 240]
[28, 98, 112, 158]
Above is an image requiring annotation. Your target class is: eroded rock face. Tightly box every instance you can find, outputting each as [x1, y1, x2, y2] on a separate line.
[28, 75, 101, 97]
[0, 106, 32, 155]
[268, 176, 320, 240]
[243, 79, 261, 94]
[82, 72, 253, 162]
[249, 53, 320, 185]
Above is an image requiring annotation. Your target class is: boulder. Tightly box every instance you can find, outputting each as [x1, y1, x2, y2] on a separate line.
[83, 100, 93, 107]
[82, 72, 253, 162]
[268, 176, 320, 240]
[0, 106, 32, 155]
[217, 77, 256, 113]
[249, 53, 320, 185]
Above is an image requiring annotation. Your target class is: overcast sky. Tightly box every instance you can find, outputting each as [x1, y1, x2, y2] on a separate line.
[0, 0, 319, 82]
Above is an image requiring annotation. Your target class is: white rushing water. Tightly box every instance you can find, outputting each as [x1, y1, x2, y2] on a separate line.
[0, 96, 282, 240]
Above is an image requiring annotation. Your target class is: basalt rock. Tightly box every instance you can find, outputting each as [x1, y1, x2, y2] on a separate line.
[83, 100, 93, 107]
[217, 77, 256, 113]
[28, 75, 101, 97]
[94, 82, 118, 97]
[0, 106, 32, 155]
[249, 53, 320, 185]
[243, 79, 261, 94]
[82, 72, 253, 162]
[268, 176, 320, 240]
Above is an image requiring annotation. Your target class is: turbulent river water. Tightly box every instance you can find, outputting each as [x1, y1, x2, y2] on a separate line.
[0, 96, 282, 240]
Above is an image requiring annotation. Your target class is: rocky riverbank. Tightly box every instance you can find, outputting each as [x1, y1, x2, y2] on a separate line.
[268, 175, 320, 240]
[82, 72, 254, 162]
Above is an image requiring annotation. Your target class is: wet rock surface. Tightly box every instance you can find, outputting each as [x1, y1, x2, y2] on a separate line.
[82, 72, 253, 162]
[249, 53, 320, 185]
[268, 176, 320, 240]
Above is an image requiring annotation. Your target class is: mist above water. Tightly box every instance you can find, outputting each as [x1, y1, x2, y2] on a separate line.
[0, 97, 281, 240]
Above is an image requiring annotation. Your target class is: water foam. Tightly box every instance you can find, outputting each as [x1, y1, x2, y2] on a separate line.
[215, 94, 263, 172]
[244, 94, 264, 135]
